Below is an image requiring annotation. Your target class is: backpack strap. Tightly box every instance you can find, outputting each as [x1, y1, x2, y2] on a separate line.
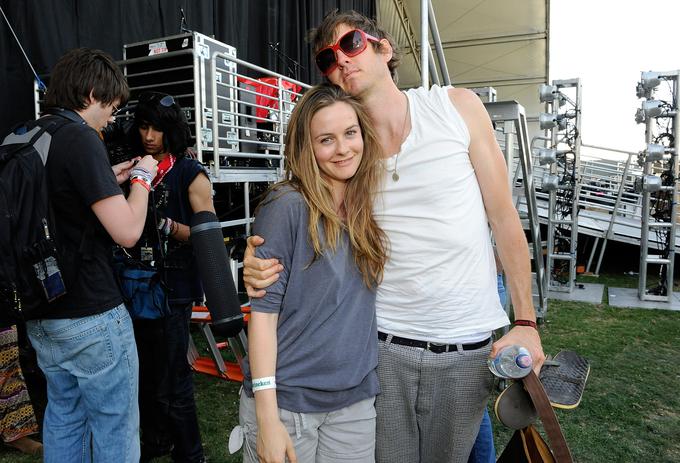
[24, 123, 53, 145]
[35, 114, 95, 265]
[42, 107, 87, 125]
[1, 123, 54, 161]
[37, 114, 79, 136]
[46, 113, 99, 262]
[1, 116, 78, 164]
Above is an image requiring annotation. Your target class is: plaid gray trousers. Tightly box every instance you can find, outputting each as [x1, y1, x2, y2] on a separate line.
[375, 336, 493, 463]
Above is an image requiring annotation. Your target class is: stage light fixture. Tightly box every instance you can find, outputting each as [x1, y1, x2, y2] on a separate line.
[641, 72, 661, 90]
[538, 148, 557, 165]
[542, 174, 560, 191]
[539, 113, 570, 130]
[644, 143, 667, 162]
[539, 113, 557, 130]
[634, 108, 646, 124]
[642, 100, 664, 118]
[642, 174, 662, 192]
[636, 72, 661, 98]
[539, 84, 558, 103]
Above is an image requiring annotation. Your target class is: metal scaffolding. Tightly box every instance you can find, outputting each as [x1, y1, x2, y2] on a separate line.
[634, 70, 680, 302]
[395, 0, 451, 86]
[537, 78, 583, 292]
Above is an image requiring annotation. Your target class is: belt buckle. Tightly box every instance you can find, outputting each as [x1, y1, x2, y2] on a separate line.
[426, 341, 447, 353]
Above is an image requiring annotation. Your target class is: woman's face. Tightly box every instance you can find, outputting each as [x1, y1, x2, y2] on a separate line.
[309, 101, 364, 189]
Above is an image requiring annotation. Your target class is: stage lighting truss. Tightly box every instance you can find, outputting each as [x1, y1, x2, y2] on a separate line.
[634, 70, 680, 301]
[538, 78, 582, 292]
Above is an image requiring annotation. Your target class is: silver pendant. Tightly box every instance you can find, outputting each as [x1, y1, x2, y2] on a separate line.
[392, 172, 400, 181]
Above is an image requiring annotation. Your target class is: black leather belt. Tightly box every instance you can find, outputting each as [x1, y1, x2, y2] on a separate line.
[378, 331, 491, 354]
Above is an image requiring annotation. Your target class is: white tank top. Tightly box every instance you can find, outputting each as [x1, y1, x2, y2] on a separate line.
[374, 85, 510, 343]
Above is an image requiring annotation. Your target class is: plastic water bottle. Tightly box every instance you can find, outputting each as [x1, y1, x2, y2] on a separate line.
[488, 345, 533, 379]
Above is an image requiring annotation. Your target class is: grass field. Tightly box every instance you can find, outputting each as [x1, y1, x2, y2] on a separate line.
[2, 275, 680, 462]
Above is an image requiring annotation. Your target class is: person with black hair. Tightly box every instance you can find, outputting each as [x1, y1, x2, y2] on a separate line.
[21, 48, 158, 463]
[126, 91, 213, 463]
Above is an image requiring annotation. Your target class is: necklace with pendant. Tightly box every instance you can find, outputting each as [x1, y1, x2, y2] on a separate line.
[388, 93, 410, 182]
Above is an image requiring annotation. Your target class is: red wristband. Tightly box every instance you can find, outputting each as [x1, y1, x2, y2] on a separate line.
[130, 178, 151, 192]
[513, 319, 537, 329]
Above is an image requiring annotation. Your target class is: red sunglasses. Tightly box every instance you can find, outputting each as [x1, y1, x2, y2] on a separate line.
[315, 29, 380, 76]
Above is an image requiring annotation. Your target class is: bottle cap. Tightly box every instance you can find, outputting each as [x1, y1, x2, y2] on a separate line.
[516, 354, 532, 369]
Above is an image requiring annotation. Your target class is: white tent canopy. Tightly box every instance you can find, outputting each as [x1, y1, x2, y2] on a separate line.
[377, 0, 549, 122]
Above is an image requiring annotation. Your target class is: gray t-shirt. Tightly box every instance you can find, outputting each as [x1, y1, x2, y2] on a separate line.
[243, 185, 379, 413]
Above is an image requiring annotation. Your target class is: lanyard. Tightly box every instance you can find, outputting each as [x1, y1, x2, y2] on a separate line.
[153, 153, 176, 187]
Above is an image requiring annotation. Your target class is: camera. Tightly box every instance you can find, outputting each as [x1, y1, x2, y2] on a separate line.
[102, 110, 138, 165]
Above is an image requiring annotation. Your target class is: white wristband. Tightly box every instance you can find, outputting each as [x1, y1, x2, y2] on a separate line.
[252, 376, 276, 392]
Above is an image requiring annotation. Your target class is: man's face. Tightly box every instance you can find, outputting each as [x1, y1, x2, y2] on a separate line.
[324, 23, 390, 97]
[138, 123, 165, 156]
[81, 99, 119, 131]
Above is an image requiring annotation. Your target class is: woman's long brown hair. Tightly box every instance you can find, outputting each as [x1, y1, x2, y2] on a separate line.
[271, 83, 388, 287]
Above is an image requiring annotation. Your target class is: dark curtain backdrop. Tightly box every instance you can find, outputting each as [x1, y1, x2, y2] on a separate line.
[0, 0, 375, 136]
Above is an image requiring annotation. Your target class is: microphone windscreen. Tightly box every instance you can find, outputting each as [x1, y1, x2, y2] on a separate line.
[190, 211, 243, 338]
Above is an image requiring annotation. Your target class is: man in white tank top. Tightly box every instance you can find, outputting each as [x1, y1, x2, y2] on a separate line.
[244, 10, 546, 463]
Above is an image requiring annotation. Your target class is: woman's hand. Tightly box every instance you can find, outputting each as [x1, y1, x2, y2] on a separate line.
[256, 418, 297, 463]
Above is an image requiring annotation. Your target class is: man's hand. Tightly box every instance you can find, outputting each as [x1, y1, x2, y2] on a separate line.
[135, 155, 159, 179]
[243, 235, 283, 298]
[111, 158, 139, 184]
[256, 418, 297, 463]
[490, 325, 545, 375]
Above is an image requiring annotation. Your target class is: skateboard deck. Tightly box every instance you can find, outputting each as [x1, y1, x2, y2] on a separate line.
[539, 350, 590, 409]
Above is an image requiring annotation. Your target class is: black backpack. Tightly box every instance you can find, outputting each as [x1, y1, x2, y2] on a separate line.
[0, 115, 74, 324]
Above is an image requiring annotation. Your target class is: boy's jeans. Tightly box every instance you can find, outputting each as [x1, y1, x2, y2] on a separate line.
[27, 304, 140, 463]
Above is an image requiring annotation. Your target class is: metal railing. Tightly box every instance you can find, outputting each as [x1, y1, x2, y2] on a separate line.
[209, 52, 311, 183]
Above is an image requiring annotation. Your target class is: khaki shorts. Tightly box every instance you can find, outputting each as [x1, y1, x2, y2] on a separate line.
[239, 391, 376, 462]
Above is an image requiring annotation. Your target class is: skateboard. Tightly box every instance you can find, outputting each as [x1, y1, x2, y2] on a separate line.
[494, 350, 590, 428]
[540, 350, 590, 409]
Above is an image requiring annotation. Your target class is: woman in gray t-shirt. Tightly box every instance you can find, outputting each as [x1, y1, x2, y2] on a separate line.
[237, 83, 388, 463]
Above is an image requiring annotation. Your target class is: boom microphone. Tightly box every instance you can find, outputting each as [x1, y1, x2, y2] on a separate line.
[190, 211, 244, 337]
